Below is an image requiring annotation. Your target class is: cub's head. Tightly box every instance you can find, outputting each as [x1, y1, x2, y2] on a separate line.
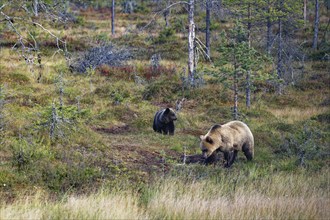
[199, 124, 222, 159]
[162, 108, 177, 123]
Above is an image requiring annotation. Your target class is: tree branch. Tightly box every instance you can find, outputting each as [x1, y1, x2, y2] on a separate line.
[195, 36, 212, 62]
[140, 1, 190, 30]
[31, 21, 67, 53]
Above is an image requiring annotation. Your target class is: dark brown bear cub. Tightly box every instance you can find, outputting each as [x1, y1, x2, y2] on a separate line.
[153, 108, 177, 135]
[200, 121, 254, 168]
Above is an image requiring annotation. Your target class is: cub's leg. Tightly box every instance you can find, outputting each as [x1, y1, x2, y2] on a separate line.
[168, 122, 175, 135]
[162, 126, 169, 135]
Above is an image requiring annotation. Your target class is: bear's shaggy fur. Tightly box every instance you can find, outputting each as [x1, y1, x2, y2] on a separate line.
[153, 108, 177, 135]
[200, 121, 254, 167]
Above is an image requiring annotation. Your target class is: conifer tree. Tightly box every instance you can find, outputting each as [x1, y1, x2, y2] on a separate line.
[214, 21, 271, 119]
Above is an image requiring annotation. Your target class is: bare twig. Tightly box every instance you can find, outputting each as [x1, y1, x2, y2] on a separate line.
[141, 1, 190, 30]
[195, 37, 212, 63]
[31, 21, 67, 54]
[0, 1, 69, 64]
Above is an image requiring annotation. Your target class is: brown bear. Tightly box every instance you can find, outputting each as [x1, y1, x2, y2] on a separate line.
[199, 121, 254, 168]
[153, 108, 177, 135]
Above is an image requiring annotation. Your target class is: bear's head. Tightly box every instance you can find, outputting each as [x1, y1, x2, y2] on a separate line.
[199, 124, 222, 159]
[162, 108, 177, 123]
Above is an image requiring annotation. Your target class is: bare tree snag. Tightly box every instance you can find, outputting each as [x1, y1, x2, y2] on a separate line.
[205, 0, 211, 57]
[312, 0, 320, 49]
[188, 0, 196, 86]
[111, 0, 115, 35]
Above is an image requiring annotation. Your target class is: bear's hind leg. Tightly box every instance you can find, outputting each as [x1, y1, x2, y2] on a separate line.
[242, 143, 253, 161]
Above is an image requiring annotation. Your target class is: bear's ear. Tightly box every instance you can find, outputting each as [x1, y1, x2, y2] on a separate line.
[164, 108, 170, 114]
[206, 136, 214, 144]
[211, 124, 221, 131]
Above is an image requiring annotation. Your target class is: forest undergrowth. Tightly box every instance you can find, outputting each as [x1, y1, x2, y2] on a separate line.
[0, 1, 329, 219]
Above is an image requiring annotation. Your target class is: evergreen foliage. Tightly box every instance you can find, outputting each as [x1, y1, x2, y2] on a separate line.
[213, 21, 273, 118]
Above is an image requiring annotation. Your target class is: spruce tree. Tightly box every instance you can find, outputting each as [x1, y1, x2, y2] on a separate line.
[214, 21, 271, 119]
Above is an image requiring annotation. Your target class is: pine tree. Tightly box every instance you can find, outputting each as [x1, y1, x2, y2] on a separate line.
[254, 0, 304, 91]
[214, 21, 271, 119]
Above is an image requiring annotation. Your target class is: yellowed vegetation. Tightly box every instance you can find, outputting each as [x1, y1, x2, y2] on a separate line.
[1, 170, 328, 219]
[268, 106, 328, 123]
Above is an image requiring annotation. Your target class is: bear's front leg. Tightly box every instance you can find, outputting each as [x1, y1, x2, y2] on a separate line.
[227, 150, 238, 167]
[204, 151, 218, 165]
[224, 151, 237, 168]
[223, 152, 231, 168]
[162, 126, 169, 135]
[168, 122, 175, 135]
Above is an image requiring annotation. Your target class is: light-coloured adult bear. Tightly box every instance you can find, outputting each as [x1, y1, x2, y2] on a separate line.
[199, 121, 254, 168]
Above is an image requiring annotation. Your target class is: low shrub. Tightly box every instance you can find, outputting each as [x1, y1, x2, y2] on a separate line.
[153, 28, 176, 44]
[97, 65, 135, 80]
[70, 44, 132, 73]
[142, 75, 181, 102]
[9, 73, 30, 84]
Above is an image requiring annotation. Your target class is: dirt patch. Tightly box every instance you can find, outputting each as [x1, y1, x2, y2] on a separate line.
[108, 142, 222, 175]
[178, 128, 204, 136]
[151, 101, 174, 109]
[92, 124, 132, 134]
[111, 144, 180, 174]
[181, 152, 222, 165]
[151, 99, 197, 110]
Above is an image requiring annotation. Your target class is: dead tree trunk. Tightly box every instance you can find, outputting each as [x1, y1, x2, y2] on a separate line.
[246, 2, 251, 108]
[312, 0, 320, 49]
[188, 0, 196, 86]
[247, 2, 251, 47]
[164, 0, 171, 27]
[304, 0, 307, 24]
[205, 0, 211, 57]
[234, 69, 238, 120]
[33, 0, 38, 17]
[233, 46, 239, 119]
[246, 70, 251, 108]
[266, 0, 272, 54]
[277, 16, 283, 94]
[111, 0, 115, 35]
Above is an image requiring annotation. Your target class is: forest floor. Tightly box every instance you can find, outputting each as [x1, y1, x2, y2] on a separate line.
[0, 4, 329, 219]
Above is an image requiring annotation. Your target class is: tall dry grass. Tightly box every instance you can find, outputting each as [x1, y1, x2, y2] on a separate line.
[1, 169, 329, 219]
[0, 190, 147, 219]
[267, 107, 328, 123]
[146, 170, 329, 219]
